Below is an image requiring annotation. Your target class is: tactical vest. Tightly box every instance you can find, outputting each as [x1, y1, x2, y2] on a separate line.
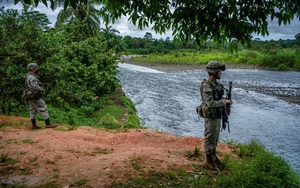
[199, 79, 224, 119]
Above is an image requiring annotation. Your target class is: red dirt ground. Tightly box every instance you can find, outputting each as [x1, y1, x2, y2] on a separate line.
[0, 115, 236, 187]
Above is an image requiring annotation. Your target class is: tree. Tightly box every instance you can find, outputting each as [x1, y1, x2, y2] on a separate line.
[99, 0, 300, 46]
[15, 0, 300, 44]
[15, 0, 300, 46]
[100, 25, 124, 53]
[101, 25, 119, 39]
[55, 0, 101, 37]
[0, 7, 52, 115]
[143, 32, 153, 41]
[21, 5, 51, 30]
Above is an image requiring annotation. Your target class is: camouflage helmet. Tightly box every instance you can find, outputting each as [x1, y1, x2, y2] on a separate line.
[27, 63, 38, 71]
[206, 61, 226, 74]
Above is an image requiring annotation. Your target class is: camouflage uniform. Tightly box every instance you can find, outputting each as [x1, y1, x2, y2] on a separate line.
[26, 73, 49, 120]
[25, 63, 57, 129]
[200, 61, 229, 170]
[200, 80, 225, 155]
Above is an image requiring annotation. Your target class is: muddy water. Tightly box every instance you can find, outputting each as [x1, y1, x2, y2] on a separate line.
[117, 63, 300, 174]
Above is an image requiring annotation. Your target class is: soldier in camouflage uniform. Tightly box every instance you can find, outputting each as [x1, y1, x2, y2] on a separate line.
[26, 63, 57, 129]
[200, 61, 232, 170]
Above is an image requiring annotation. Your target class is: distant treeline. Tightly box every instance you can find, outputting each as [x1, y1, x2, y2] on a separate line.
[120, 32, 300, 54]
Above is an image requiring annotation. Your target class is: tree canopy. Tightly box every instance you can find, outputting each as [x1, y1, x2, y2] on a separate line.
[13, 0, 300, 45]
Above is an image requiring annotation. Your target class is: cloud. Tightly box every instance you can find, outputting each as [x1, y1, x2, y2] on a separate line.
[1, 2, 298, 40]
[252, 17, 299, 40]
[111, 16, 173, 39]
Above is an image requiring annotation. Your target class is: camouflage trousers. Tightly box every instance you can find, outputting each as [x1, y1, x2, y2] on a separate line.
[204, 118, 221, 155]
[29, 98, 49, 120]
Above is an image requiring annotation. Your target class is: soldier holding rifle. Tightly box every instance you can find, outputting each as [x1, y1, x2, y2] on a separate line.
[200, 61, 232, 170]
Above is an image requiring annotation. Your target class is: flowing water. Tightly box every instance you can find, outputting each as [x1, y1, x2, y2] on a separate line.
[117, 63, 300, 174]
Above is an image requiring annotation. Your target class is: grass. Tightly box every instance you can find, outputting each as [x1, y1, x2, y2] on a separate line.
[132, 49, 300, 70]
[22, 139, 39, 144]
[13, 87, 141, 130]
[129, 155, 145, 171]
[112, 140, 300, 188]
[67, 147, 113, 156]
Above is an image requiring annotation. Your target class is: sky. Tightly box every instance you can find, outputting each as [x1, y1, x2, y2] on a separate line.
[1, 1, 299, 41]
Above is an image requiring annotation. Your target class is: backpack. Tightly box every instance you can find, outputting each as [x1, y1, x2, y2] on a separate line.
[196, 103, 208, 118]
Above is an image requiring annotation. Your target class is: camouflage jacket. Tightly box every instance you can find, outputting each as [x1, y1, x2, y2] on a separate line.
[200, 79, 226, 118]
[25, 73, 44, 97]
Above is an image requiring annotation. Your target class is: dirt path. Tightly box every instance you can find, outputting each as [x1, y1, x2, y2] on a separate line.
[0, 116, 235, 187]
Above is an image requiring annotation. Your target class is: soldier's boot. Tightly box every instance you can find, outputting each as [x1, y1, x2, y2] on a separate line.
[213, 150, 224, 170]
[31, 119, 41, 129]
[45, 119, 57, 128]
[205, 154, 217, 171]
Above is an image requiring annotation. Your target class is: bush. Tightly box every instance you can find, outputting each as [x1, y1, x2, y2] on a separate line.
[119, 96, 137, 114]
[44, 37, 119, 110]
[125, 115, 140, 129]
[277, 63, 287, 70]
[293, 49, 300, 70]
[260, 53, 295, 69]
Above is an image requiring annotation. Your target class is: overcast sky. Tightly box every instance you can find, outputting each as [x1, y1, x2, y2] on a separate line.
[1, 1, 299, 40]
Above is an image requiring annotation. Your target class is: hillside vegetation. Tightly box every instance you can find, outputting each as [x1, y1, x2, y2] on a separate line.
[130, 48, 300, 71]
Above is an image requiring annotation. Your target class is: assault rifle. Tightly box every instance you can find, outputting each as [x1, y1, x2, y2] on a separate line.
[222, 81, 232, 133]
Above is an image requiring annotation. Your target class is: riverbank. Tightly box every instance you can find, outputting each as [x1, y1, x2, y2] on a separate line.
[121, 55, 300, 105]
[121, 55, 258, 72]
[1, 116, 299, 187]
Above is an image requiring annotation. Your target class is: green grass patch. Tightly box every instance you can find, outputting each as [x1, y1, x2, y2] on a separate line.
[112, 140, 300, 188]
[0, 153, 17, 165]
[22, 139, 39, 144]
[15, 90, 142, 130]
[131, 49, 300, 70]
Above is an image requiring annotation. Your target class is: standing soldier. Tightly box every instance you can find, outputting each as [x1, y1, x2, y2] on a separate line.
[200, 61, 232, 170]
[25, 63, 57, 129]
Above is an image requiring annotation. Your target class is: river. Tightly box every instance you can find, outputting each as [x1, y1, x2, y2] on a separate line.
[117, 63, 300, 174]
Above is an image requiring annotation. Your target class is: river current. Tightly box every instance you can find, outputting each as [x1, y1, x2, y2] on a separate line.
[117, 63, 300, 174]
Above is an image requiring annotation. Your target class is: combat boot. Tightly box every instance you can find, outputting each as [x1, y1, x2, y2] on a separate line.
[31, 119, 41, 129]
[213, 150, 224, 170]
[45, 119, 57, 128]
[205, 154, 217, 171]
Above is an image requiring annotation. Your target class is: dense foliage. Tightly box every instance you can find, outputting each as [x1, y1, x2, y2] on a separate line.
[121, 33, 300, 70]
[0, 7, 53, 115]
[0, 7, 120, 118]
[121, 32, 300, 55]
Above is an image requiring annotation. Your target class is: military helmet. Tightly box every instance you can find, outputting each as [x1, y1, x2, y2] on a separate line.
[206, 61, 226, 74]
[27, 63, 38, 71]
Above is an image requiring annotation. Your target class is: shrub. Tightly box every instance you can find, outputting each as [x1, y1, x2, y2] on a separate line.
[44, 37, 119, 110]
[125, 115, 140, 129]
[260, 53, 295, 68]
[119, 96, 137, 114]
[278, 63, 287, 70]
